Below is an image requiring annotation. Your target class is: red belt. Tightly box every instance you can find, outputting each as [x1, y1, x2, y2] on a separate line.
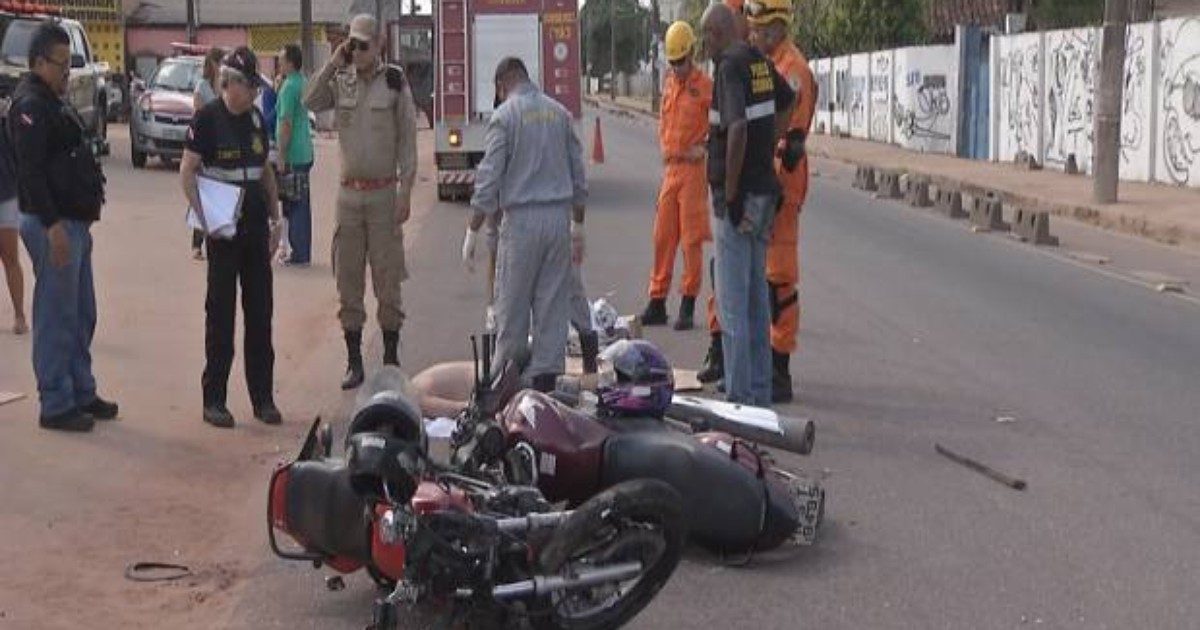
[341, 177, 397, 191]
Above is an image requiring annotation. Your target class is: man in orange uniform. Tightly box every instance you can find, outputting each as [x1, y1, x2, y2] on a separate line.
[697, 0, 815, 404]
[641, 21, 713, 331]
[748, 0, 815, 403]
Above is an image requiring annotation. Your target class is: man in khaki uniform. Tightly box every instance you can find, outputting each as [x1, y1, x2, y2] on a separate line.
[305, 14, 418, 390]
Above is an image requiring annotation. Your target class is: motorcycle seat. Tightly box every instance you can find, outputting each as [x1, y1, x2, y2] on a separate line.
[285, 460, 373, 562]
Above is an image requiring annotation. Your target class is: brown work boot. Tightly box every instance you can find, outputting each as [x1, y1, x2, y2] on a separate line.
[342, 329, 365, 390]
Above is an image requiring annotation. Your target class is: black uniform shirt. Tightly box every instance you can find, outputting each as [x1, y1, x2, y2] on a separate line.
[186, 98, 271, 223]
[707, 42, 795, 195]
[7, 73, 97, 226]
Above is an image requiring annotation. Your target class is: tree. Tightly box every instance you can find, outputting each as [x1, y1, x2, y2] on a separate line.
[792, 0, 927, 58]
[1028, 0, 1105, 30]
[581, 0, 656, 78]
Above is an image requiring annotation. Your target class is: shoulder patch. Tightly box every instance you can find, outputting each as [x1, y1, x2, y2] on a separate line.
[385, 66, 407, 92]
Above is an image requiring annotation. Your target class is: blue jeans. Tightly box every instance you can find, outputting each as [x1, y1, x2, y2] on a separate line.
[712, 189, 776, 406]
[283, 163, 313, 264]
[19, 216, 98, 418]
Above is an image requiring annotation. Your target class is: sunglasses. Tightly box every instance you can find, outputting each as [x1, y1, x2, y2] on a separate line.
[348, 38, 370, 52]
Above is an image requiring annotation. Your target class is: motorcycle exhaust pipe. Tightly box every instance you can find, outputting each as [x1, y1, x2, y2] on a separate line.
[490, 561, 644, 600]
[668, 396, 816, 455]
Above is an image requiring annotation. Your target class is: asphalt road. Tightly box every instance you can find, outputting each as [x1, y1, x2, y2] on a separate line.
[230, 108, 1200, 630]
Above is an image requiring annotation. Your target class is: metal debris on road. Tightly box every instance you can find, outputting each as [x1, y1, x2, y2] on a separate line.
[0, 391, 26, 407]
[935, 443, 1027, 491]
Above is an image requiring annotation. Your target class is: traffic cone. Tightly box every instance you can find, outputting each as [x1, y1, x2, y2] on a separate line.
[591, 117, 605, 164]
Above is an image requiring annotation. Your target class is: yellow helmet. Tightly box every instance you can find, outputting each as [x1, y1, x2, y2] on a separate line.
[744, 0, 793, 26]
[664, 21, 696, 63]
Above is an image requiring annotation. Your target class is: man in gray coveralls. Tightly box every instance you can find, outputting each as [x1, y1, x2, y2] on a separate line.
[461, 57, 587, 392]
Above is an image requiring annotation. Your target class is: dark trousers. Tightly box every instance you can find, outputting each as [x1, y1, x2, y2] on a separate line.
[202, 222, 275, 408]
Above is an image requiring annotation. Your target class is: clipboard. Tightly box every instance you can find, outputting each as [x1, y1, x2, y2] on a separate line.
[187, 176, 245, 240]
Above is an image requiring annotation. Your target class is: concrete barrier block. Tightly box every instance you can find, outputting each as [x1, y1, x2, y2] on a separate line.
[905, 177, 932, 208]
[854, 165, 877, 191]
[1013, 208, 1059, 246]
[969, 194, 1009, 232]
[876, 170, 902, 199]
[934, 186, 967, 219]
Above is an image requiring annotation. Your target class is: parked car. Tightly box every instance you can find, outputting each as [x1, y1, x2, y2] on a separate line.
[130, 55, 201, 168]
[1, 5, 110, 154]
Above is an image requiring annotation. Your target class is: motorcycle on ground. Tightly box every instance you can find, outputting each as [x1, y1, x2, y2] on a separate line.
[451, 335, 826, 557]
[268, 368, 687, 629]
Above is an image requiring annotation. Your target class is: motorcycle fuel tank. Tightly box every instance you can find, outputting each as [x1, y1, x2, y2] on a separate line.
[500, 391, 609, 504]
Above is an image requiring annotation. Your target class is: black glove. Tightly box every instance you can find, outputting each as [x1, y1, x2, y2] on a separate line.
[779, 128, 807, 173]
[726, 191, 746, 228]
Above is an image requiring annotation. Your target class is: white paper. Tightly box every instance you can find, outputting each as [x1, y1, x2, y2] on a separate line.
[187, 176, 244, 240]
[424, 417, 458, 440]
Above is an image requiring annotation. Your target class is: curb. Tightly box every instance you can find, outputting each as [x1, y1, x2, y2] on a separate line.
[806, 146, 1200, 252]
[583, 96, 1200, 252]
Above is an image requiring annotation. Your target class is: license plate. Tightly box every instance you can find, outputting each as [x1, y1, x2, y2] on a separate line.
[163, 127, 186, 141]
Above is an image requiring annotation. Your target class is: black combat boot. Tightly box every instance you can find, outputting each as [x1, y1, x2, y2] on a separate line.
[771, 351, 794, 404]
[673, 296, 696, 331]
[382, 330, 400, 366]
[579, 331, 600, 374]
[696, 333, 724, 384]
[342, 329, 365, 390]
[641, 298, 668, 326]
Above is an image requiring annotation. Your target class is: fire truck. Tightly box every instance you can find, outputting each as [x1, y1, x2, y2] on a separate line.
[433, 0, 583, 201]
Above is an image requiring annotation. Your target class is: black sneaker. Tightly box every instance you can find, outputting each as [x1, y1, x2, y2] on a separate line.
[254, 403, 283, 425]
[203, 405, 236, 429]
[81, 396, 119, 420]
[39, 408, 95, 432]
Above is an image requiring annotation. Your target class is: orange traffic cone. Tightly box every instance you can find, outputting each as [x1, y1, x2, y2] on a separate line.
[591, 117, 606, 164]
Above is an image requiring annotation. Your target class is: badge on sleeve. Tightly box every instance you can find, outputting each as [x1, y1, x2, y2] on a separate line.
[252, 135, 264, 156]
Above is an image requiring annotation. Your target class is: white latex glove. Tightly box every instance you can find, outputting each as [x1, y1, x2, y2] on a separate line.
[570, 221, 585, 265]
[462, 226, 479, 272]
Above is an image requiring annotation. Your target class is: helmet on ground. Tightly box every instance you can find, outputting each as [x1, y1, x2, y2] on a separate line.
[744, 0, 793, 26]
[596, 339, 675, 417]
[665, 21, 697, 63]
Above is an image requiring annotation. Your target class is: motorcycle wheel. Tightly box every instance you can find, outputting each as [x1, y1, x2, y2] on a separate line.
[531, 479, 686, 630]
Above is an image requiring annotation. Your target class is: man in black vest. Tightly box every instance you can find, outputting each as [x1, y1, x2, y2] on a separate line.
[180, 47, 283, 429]
[9, 22, 117, 432]
[701, 4, 794, 406]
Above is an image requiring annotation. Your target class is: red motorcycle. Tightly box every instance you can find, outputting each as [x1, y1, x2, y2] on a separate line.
[451, 336, 825, 556]
[268, 369, 686, 630]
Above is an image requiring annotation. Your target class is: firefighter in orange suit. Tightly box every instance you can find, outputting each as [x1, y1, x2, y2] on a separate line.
[640, 21, 713, 331]
[697, 0, 815, 404]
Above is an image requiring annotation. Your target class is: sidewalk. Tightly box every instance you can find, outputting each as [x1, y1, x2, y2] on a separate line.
[584, 94, 1200, 253]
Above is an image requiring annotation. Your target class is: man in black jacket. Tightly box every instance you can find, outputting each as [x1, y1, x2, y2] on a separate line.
[8, 22, 117, 432]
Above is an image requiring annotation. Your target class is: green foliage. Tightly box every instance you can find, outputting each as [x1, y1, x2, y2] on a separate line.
[581, 0, 656, 77]
[791, 0, 927, 58]
[1028, 0, 1105, 30]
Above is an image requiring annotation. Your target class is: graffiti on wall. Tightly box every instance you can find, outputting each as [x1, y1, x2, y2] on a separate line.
[999, 39, 1041, 159]
[1159, 18, 1200, 185]
[848, 74, 867, 132]
[870, 54, 892, 141]
[1122, 28, 1149, 163]
[1045, 30, 1098, 167]
[894, 73, 952, 142]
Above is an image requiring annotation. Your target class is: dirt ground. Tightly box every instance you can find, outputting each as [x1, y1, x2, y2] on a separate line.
[0, 129, 436, 628]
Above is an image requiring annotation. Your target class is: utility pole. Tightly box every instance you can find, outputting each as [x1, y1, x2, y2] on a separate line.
[300, 0, 314, 74]
[609, 0, 617, 100]
[650, 0, 660, 113]
[186, 0, 197, 44]
[1092, 0, 1130, 204]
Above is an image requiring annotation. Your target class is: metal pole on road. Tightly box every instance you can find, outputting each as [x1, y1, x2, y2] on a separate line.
[1092, 0, 1130, 204]
[301, 0, 314, 74]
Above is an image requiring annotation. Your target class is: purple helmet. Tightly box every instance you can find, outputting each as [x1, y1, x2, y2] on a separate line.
[596, 339, 674, 417]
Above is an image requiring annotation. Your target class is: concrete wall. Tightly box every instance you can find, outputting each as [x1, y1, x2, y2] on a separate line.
[1121, 21, 1156, 182]
[893, 45, 958, 153]
[814, 58, 832, 134]
[848, 53, 871, 139]
[832, 55, 851, 134]
[993, 31, 1043, 164]
[1155, 16, 1200, 186]
[869, 51, 893, 143]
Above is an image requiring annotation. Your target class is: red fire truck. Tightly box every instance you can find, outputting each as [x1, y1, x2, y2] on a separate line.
[433, 0, 582, 201]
